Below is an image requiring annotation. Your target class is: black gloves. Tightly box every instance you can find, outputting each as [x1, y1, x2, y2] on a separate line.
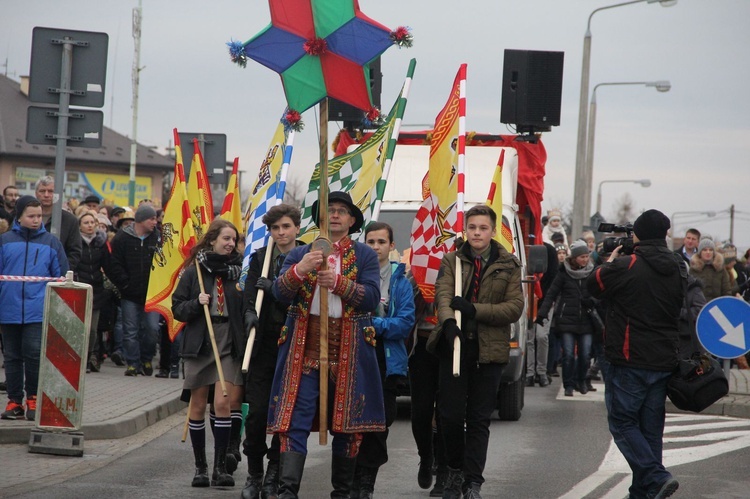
[535, 315, 548, 327]
[256, 277, 274, 294]
[450, 296, 476, 319]
[244, 311, 260, 332]
[581, 297, 594, 309]
[442, 319, 464, 345]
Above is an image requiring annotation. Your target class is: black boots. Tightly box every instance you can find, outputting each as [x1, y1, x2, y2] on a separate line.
[418, 457, 433, 489]
[211, 447, 235, 487]
[430, 466, 448, 497]
[262, 460, 280, 499]
[442, 467, 464, 499]
[227, 437, 241, 474]
[191, 447, 210, 487]
[331, 455, 357, 498]
[352, 465, 378, 499]
[241, 471, 263, 499]
[278, 451, 306, 499]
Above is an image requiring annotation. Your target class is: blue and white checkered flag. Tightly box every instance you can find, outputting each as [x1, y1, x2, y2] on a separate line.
[239, 117, 294, 289]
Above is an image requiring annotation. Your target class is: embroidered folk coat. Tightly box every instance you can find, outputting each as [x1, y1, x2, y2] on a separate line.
[268, 239, 385, 434]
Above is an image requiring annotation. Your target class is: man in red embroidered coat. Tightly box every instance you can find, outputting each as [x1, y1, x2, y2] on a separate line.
[269, 191, 384, 498]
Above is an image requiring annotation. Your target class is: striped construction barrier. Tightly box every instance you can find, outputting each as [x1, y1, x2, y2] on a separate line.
[29, 271, 92, 457]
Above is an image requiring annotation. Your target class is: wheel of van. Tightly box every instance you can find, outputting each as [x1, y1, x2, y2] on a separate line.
[497, 377, 524, 421]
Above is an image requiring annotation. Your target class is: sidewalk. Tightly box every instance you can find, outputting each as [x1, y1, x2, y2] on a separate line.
[0, 359, 185, 445]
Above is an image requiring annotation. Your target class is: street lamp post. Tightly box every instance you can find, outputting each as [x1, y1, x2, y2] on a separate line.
[670, 211, 717, 250]
[572, 0, 678, 238]
[596, 179, 652, 217]
[586, 81, 670, 219]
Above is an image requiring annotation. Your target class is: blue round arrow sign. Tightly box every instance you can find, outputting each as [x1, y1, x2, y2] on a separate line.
[696, 296, 750, 358]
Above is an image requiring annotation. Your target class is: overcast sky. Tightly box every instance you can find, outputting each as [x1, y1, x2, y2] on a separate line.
[3, 1, 749, 249]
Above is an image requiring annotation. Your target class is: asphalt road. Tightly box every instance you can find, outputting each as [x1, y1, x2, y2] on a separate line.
[11, 379, 750, 498]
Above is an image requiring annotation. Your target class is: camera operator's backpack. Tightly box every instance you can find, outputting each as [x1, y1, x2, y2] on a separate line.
[667, 353, 728, 413]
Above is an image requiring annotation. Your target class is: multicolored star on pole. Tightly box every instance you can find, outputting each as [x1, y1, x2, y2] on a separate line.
[228, 0, 412, 129]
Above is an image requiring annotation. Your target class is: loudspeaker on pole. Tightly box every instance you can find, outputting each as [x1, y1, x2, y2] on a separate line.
[500, 49, 564, 134]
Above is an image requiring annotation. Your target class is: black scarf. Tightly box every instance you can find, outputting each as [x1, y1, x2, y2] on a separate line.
[196, 250, 243, 280]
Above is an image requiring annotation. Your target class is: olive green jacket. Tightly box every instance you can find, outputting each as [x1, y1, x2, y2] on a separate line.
[427, 240, 525, 363]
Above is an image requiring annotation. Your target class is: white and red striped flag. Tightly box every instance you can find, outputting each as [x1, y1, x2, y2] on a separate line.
[409, 64, 467, 302]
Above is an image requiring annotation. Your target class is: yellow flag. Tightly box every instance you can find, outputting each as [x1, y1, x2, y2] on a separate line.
[145, 129, 196, 340]
[219, 157, 242, 232]
[486, 149, 514, 253]
[186, 140, 214, 240]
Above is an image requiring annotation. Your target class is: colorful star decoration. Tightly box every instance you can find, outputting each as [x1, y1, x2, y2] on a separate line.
[228, 0, 412, 127]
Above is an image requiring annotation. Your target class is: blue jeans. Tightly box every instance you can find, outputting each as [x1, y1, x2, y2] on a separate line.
[120, 300, 160, 369]
[561, 333, 592, 390]
[1, 323, 42, 402]
[604, 363, 673, 499]
[112, 305, 124, 355]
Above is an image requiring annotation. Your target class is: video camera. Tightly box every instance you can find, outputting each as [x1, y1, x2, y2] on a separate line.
[598, 222, 635, 255]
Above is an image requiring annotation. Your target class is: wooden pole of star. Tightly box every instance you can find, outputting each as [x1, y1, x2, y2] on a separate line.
[318, 98, 330, 446]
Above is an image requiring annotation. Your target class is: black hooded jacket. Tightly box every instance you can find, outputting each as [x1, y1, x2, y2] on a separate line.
[587, 239, 686, 371]
[108, 224, 159, 304]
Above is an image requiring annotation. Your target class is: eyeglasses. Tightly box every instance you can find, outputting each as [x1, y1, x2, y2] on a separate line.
[327, 207, 351, 216]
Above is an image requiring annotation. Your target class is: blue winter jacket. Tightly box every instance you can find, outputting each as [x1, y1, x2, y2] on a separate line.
[372, 262, 415, 378]
[0, 221, 69, 324]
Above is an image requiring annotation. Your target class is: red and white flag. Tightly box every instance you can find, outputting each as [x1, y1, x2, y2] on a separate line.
[409, 64, 466, 302]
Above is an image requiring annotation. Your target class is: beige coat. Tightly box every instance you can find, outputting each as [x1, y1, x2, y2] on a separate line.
[689, 252, 731, 301]
[428, 240, 524, 363]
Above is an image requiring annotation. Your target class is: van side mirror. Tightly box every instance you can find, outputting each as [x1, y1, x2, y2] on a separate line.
[527, 245, 548, 274]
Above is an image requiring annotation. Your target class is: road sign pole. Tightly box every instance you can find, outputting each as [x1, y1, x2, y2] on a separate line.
[50, 37, 74, 239]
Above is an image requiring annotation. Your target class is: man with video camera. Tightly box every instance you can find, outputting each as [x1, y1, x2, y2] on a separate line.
[587, 209, 687, 499]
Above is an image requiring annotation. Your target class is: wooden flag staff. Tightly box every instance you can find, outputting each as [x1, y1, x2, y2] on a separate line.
[315, 98, 331, 446]
[241, 238, 275, 373]
[196, 265, 228, 397]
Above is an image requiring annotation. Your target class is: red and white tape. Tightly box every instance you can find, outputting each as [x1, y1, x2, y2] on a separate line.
[0, 275, 67, 282]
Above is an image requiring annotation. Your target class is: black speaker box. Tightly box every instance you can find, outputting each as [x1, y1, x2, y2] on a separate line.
[500, 49, 564, 132]
[329, 57, 382, 125]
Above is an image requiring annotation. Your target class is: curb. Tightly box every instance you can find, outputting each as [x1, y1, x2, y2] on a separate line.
[0, 393, 186, 444]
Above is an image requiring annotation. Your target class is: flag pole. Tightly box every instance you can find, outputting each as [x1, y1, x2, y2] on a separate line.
[370, 58, 416, 223]
[241, 120, 296, 373]
[241, 238, 274, 373]
[317, 98, 330, 446]
[453, 64, 467, 378]
[196, 265, 228, 397]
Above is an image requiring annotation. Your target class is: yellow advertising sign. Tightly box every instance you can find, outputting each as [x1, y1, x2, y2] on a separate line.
[83, 173, 152, 207]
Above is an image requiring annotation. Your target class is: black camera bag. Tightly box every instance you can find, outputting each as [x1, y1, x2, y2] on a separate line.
[667, 353, 728, 413]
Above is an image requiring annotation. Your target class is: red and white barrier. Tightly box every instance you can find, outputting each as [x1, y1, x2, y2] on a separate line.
[35, 272, 92, 433]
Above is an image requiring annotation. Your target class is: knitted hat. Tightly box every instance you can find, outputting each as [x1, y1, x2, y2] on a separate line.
[569, 239, 589, 258]
[96, 213, 111, 226]
[15, 195, 40, 219]
[135, 204, 157, 223]
[555, 244, 567, 254]
[697, 238, 715, 254]
[720, 243, 737, 263]
[633, 209, 670, 241]
[548, 209, 562, 222]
